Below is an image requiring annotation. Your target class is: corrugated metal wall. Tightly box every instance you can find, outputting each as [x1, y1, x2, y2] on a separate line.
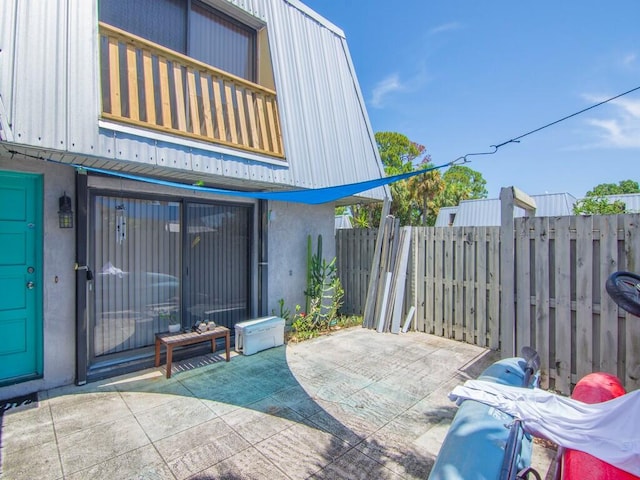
[602, 194, 640, 213]
[0, 2, 17, 124]
[436, 193, 578, 227]
[434, 206, 457, 227]
[1, 0, 386, 202]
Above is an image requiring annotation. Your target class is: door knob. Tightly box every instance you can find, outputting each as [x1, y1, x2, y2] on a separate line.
[26, 281, 35, 289]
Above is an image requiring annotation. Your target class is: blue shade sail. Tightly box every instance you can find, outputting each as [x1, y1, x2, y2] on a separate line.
[75, 162, 451, 204]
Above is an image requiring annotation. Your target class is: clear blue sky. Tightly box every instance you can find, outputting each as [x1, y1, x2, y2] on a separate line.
[301, 1, 640, 198]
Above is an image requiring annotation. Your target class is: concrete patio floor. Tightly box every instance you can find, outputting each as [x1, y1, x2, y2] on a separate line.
[0, 328, 556, 479]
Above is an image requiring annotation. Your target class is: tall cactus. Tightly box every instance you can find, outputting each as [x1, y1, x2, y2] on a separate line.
[305, 234, 324, 314]
[305, 234, 312, 314]
[300, 233, 343, 331]
[312, 234, 323, 300]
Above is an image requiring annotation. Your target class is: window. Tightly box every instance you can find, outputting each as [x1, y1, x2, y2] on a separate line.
[99, 0, 257, 82]
[189, 2, 256, 81]
[99, 0, 187, 54]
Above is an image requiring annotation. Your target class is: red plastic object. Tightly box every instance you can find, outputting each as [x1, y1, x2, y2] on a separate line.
[562, 372, 639, 480]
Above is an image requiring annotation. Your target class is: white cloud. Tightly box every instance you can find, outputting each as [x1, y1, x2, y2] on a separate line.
[583, 95, 640, 149]
[612, 96, 640, 117]
[429, 22, 462, 35]
[369, 67, 431, 109]
[371, 74, 403, 108]
[622, 53, 637, 67]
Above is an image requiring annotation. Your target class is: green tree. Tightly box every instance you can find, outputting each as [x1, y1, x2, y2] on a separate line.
[346, 132, 454, 227]
[407, 159, 445, 226]
[586, 180, 639, 196]
[351, 132, 434, 227]
[573, 197, 627, 215]
[378, 132, 448, 226]
[375, 131, 421, 174]
[573, 179, 639, 215]
[438, 165, 488, 207]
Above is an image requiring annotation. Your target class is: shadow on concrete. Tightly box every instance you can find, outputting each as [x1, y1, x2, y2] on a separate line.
[6, 328, 501, 479]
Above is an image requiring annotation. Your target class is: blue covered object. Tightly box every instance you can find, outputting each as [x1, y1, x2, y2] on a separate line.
[428, 357, 537, 480]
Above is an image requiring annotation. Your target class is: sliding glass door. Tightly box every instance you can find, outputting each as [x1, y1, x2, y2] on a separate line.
[90, 194, 252, 363]
[183, 202, 251, 329]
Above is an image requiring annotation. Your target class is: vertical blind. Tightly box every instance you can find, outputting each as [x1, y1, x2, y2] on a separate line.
[99, 0, 256, 82]
[93, 197, 181, 357]
[92, 195, 252, 358]
[189, 2, 256, 81]
[99, 0, 187, 54]
[184, 203, 251, 329]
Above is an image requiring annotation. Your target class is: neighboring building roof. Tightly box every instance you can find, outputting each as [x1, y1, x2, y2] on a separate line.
[434, 206, 459, 227]
[435, 192, 578, 227]
[598, 194, 640, 213]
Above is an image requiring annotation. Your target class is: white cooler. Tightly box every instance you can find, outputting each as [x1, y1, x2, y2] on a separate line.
[234, 316, 285, 355]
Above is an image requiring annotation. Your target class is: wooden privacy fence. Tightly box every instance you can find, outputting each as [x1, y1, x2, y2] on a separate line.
[335, 227, 379, 316]
[336, 213, 640, 394]
[411, 227, 501, 349]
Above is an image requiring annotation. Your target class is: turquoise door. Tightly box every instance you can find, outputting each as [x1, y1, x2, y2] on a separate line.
[0, 172, 43, 383]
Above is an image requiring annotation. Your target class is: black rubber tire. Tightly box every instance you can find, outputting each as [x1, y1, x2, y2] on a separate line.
[605, 271, 640, 317]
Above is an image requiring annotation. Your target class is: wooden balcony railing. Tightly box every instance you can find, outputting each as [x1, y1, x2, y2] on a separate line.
[99, 22, 284, 159]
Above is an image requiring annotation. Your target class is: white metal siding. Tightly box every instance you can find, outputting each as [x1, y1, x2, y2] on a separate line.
[0, 1, 18, 125]
[2, 0, 386, 202]
[11, 0, 69, 149]
[68, 0, 101, 155]
[600, 194, 640, 213]
[434, 206, 458, 227]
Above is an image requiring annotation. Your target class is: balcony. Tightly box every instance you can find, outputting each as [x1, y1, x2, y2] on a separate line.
[99, 22, 284, 159]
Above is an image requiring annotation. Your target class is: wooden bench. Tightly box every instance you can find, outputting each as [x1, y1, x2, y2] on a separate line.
[155, 326, 230, 378]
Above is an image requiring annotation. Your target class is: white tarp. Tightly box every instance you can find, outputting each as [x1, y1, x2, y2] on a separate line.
[449, 379, 640, 476]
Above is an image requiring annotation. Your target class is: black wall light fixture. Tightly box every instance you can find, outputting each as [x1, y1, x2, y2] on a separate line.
[58, 192, 73, 228]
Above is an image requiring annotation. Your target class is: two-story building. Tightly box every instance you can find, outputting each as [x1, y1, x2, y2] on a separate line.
[0, 0, 386, 397]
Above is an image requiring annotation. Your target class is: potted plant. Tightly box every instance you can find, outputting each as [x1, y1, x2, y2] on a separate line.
[168, 315, 181, 333]
[159, 309, 181, 333]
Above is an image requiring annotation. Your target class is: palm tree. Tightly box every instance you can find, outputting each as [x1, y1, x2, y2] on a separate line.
[408, 165, 445, 226]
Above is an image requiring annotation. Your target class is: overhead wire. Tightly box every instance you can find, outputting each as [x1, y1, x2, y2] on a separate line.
[7, 85, 640, 203]
[452, 84, 640, 165]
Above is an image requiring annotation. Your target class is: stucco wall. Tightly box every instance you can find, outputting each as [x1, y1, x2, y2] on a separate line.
[0, 154, 76, 399]
[266, 201, 336, 318]
[0, 156, 338, 397]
